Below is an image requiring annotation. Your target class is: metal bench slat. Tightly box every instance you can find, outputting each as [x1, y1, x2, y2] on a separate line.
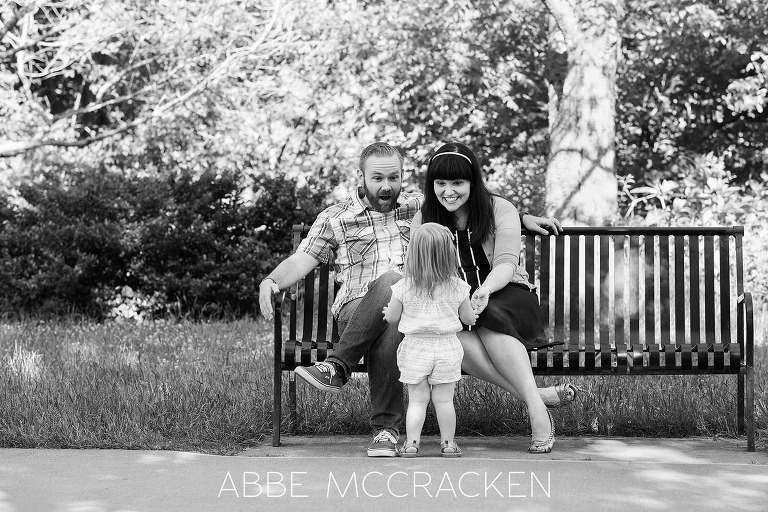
[569, 234, 580, 350]
[555, 236, 566, 347]
[584, 236, 596, 352]
[704, 236, 716, 346]
[316, 265, 330, 349]
[659, 236, 671, 344]
[302, 268, 315, 344]
[629, 235, 640, 351]
[599, 236, 610, 349]
[644, 235, 655, 350]
[525, 234, 536, 285]
[720, 236, 731, 349]
[675, 236, 686, 348]
[540, 236, 551, 329]
[614, 234, 626, 350]
[689, 236, 701, 352]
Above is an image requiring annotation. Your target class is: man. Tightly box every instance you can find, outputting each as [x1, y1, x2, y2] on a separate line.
[259, 142, 561, 457]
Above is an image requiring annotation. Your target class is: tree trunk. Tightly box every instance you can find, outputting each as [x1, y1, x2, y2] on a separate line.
[542, 0, 622, 224]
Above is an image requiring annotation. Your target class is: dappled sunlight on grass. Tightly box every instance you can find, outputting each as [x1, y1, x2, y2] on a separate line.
[1, 318, 765, 452]
[3, 347, 43, 381]
[0, 318, 275, 453]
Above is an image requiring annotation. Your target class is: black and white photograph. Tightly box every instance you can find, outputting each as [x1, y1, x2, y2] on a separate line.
[1, 0, 766, 510]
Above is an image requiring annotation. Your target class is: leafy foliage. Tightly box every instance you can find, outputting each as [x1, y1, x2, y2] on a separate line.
[0, 167, 329, 319]
[1, 0, 767, 317]
[618, 0, 768, 206]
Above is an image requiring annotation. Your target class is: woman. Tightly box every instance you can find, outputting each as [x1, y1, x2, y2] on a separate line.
[412, 142, 561, 453]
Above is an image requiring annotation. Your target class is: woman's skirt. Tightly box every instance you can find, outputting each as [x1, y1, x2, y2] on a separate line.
[467, 283, 561, 350]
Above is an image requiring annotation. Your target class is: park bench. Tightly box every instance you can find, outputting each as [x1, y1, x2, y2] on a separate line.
[272, 225, 756, 451]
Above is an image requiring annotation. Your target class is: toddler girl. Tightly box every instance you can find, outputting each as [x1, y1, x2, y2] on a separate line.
[383, 222, 478, 457]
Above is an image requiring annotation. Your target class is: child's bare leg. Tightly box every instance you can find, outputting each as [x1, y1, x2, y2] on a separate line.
[431, 382, 457, 443]
[405, 380, 431, 446]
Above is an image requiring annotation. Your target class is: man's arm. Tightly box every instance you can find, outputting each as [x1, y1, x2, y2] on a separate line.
[259, 252, 320, 321]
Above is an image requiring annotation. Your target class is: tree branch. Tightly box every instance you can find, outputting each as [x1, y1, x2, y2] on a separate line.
[0, 0, 286, 159]
[49, 88, 150, 123]
[539, 0, 580, 42]
[94, 56, 158, 102]
[0, 23, 69, 61]
[0, 2, 38, 44]
[0, 120, 141, 157]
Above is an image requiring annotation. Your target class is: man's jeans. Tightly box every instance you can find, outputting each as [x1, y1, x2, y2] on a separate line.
[326, 271, 403, 435]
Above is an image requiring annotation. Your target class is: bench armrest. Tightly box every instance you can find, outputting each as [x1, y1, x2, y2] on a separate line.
[273, 291, 285, 332]
[738, 292, 754, 368]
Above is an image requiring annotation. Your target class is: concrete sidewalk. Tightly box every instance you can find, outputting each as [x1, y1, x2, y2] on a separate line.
[1, 436, 767, 512]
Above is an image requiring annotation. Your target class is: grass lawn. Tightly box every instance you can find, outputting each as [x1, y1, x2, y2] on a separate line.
[1, 318, 765, 454]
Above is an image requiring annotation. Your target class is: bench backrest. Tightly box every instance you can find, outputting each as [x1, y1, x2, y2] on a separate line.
[284, 225, 746, 374]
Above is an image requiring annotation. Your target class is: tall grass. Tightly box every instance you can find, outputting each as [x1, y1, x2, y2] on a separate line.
[1, 319, 765, 453]
[0, 320, 275, 454]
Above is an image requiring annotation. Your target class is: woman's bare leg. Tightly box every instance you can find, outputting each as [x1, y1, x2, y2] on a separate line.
[472, 327, 551, 441]
[458, 331, 565, 407]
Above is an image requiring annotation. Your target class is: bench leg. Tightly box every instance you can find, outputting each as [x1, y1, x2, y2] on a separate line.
[737, 373, 745, 435]
[272, 371, 282, 447]
[746, 366, 755, 452]
[289, 371, 298, 433]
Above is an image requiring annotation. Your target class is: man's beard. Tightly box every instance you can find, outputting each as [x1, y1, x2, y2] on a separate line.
[361, 183, 400, 213]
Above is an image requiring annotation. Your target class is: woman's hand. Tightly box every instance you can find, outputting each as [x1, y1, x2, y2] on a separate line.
[471, 286, 491, 315]
[522, 214, 562, 235]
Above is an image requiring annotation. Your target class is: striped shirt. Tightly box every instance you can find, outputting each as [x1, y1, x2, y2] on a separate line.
[297, 190, 423, 317]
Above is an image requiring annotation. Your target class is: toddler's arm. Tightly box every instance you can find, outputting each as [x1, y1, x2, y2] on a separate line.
[459, 297, 478, 326]
[382, 295, 403, 324]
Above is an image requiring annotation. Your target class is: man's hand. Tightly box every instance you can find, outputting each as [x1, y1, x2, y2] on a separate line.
[522, 214, 562, 235]
[259, 278, 280, 321]
[258, 253, 320, 321]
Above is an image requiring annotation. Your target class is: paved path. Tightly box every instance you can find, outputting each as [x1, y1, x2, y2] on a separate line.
[2, 436, 767, 512]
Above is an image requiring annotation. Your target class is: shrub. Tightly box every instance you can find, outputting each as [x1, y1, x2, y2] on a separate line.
[0, 168, 330, 319]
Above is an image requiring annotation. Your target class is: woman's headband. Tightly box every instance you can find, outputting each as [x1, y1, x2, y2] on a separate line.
[430, 151, 472, 164]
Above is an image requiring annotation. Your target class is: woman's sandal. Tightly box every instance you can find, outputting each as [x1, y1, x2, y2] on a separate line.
[400, 440, 419, 458]
[440, 440, 462, 458]
[528, 409, 555, 454]
[546, 382, 578, 409]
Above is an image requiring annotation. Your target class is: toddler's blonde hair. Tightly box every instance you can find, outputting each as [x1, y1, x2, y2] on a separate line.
[403, 222, 458, 297]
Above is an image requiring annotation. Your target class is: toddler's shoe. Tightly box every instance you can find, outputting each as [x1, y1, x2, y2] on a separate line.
[400, 440, 419, 458]
[440, 440, 462, 458]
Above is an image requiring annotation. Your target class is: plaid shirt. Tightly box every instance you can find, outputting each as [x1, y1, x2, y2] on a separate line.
[297, 190, 423, 317]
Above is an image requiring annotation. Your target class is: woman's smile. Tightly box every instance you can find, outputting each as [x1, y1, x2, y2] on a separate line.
[434, 179, 471, 211]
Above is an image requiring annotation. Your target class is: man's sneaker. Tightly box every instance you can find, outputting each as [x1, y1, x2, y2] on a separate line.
[295, 362, 343, 393]
[367, 429, 399, 457]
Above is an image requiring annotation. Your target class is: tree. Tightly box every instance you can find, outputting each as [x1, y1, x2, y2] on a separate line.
[540, 0, 623, 224]
[0, 0, 283, 159]
[618, 0, 768, 213]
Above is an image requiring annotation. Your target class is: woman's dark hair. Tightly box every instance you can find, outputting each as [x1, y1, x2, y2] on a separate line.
[420, 142, 495, 245]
